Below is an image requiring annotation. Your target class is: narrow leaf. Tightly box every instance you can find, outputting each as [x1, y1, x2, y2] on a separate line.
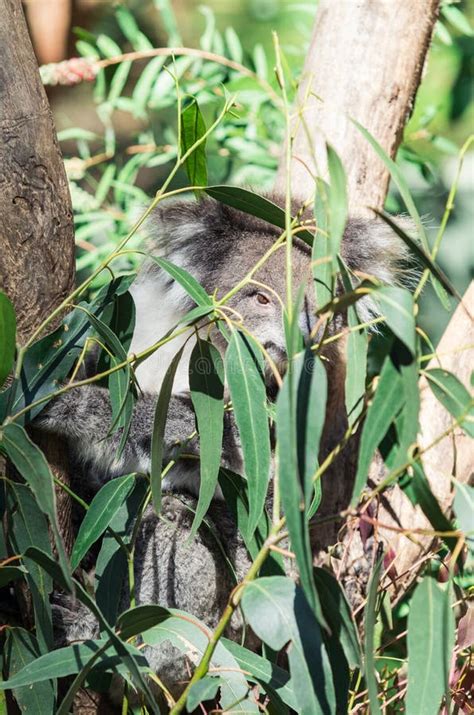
[180, 98, 208, 188]
[3, 628, 55, 712]
[2, 424, 72, 590]
[351, 353, 404, 505]
[206, 185, 313, 246]
[406, 575, 455, 715]
[225, 330, 270, 538]
[425, 368, 474, 437]
[364, 546, 383, 715]
[241, 577, 335, 715]
[150, 346, 185, 514]
[189, 338, 224, 535]
[150, 256, 212, 307]
[70, 474, 135, 570]
[374, 286, 416, 355]
[0, 291, 16, 387]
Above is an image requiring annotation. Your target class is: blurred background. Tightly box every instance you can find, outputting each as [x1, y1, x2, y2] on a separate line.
[23, 0, 474, 344]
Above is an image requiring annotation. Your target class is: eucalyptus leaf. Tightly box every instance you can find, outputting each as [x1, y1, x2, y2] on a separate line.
[180, 98, 208, 188]
[70, 474, 136, 570]
[0, 290, 16, 388]
[406, 575, 455, 715]
[150, 256, 212, 307]
[241, 577, 335, 715]
[277, 350, 327, 619]
[225, 330, 270, 538]
[425, 368, 474, 437]
[3, 628, 55, 712]
[189, 338, 224, 535]
[206, 185, 313, 246]
[2, 424, 72, 591]
[364, 546, 383, 715]
[150, 346, 185, 514]
[352, 352, 405, 505]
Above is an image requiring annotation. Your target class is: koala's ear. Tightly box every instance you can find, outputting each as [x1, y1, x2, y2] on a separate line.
[145, 199, 210, 262]
[341, 216, 419, 321]
[342, 216, 418, 285]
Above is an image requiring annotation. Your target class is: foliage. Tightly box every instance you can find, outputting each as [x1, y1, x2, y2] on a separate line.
[1, 2, 473, 713]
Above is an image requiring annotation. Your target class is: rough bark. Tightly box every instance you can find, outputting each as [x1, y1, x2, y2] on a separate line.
[0, 0, 75, 552]
[275, 0, 440, 215]
[0, 0, 75, 345]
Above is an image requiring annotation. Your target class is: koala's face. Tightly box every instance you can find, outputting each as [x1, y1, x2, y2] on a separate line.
[219, 236, 316, 370]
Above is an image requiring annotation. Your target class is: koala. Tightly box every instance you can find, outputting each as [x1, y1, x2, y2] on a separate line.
[37, 195, 407, 499]
[35, 195, 409, 702]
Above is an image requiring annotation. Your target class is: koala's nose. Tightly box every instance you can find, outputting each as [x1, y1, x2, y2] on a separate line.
[299, 295, 316, 344]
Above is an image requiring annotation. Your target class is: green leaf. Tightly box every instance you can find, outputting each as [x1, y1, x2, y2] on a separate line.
[425, 368, 474, 437]
[241, 577, 335, 715]
[339, 261, 368, 426]
[442, 4, 474, 36]
[351, 352, 405, 505]
[277, 350, 327, 618]
[0, 291, 16, 387]
[96, 34, 121, 58]
[0, 565, 26, 588]
[2, 424, 72, 590]
[132, 56, 166, 114]
[401, 463, 457, 554]
[219, 469, 284, 575]
[313, 178, 333, 309]
[225, 26, 243, 62]
[387, 351, 420, 473]
[108, 61, 132, 103]
[374, 210, 457, 298]
[222, 638, 297, 711]
[180, 98, 208, 189]
[3, 628, 55, 712]
[374, 286, 416, 355]
[187, 676, 222, 711]
[364, 547, 383, 715]
[143, 610, 259, 712]
[352, 119, 428, 250]
[115, 6, 153, 50]
[189, 338, 224, 535]
[70, 474, 136, 570]
[225, 330, 270, 538]
[312, 567, 361, 670]
[5, 483, 54, 652]
[117, 604, 173, 639]
[205, 185, 314, 246]
[453, 482, 473, 552]
[0, 637, 149, 689]
[149, 256, 212, 307]
[150, 346, 185, 515]
[95, 478, 148, 623]
[406, 575, 455, 715]
[326, 144, 348, 261]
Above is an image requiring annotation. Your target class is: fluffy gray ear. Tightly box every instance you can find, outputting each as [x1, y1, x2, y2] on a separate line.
[341, 216, 419, 322]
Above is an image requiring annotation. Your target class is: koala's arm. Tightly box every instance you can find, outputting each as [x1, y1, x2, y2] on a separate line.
[35, 386, 241, 491]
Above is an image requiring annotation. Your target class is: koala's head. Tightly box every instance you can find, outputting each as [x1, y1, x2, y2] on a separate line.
[140, 194, 410, 378]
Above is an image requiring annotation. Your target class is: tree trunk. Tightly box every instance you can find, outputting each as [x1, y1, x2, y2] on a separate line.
[0, 0, 75, 554]
[275, 0, 473, 601]
[276, 0, 440, 215]
[0, 0, 75, 344]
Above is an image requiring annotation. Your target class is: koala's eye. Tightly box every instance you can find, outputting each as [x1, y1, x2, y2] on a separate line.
[256, 292, 270, 305]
